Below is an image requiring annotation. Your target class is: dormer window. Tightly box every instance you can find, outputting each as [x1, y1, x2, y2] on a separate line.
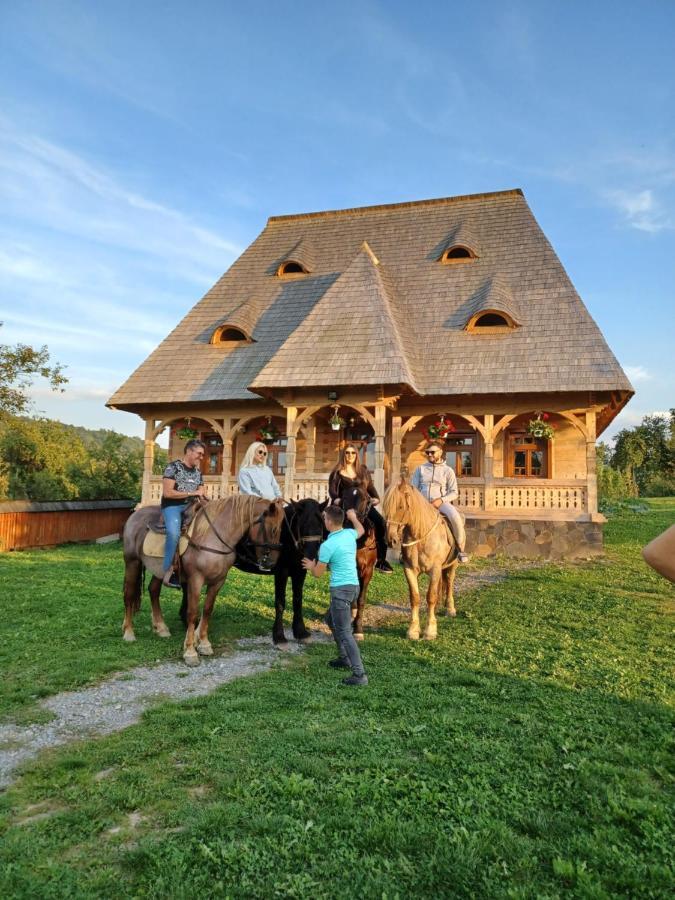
[466, 310, 518, 332]
[277, 260, 309, 276]
[210, 325, 252, 344]
[440, 245, 477, 264]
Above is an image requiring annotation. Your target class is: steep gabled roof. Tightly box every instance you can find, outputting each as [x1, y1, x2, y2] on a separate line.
[108, 188, 633, 410]
[251, 242, 417, 392]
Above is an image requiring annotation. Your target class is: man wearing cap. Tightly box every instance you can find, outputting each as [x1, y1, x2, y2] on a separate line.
[411, 444, 469, 562]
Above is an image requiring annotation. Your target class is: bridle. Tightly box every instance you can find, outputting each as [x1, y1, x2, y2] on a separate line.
[282, 503, 323, 553]
[188, 502, 283, 572]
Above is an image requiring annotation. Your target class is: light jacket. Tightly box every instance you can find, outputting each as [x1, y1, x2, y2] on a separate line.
[238, 465, 282, 500]
[411, 461, 458, 504]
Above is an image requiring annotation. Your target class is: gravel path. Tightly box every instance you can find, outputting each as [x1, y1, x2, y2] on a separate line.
[0, 567, 506, 789]
[0, 632, 331, 789]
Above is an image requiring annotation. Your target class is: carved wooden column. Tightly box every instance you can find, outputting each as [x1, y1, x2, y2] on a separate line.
[141, 419, 156, 506]
[483, 414, 494, 513]
[373, 404, 387, 497]
[221, 418, 233, 498]
[284, 406, 298, 499]
[304, 416, 316, 474]
[390, 415, 402, 484]
[585, 410, 598, 518]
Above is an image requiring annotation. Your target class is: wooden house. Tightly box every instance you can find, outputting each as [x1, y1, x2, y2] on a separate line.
[108, 189, 633, 558]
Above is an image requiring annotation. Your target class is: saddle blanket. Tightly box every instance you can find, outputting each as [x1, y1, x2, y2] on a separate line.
[142, 518, 197, 561]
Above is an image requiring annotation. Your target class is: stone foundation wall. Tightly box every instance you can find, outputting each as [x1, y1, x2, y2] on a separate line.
[464, 517, 604, 560]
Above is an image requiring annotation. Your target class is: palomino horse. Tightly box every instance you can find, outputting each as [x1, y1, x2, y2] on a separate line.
[382, 480, 458, 640]
[338, 483, 377, 640]
[122, 495, 285, 665]
[178, 498, 325, 648]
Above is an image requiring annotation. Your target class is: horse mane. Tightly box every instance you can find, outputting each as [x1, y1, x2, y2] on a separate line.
[383, 482, 440, 538]
[192, 494, 265, 542]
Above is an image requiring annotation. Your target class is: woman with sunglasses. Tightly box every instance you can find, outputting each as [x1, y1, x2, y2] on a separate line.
[238, 441, 283, 500]
[328, 444, 393, 574]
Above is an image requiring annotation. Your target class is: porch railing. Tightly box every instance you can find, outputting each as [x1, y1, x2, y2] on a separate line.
[145, 475, 588, 518]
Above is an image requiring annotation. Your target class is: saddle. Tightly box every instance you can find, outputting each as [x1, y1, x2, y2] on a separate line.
[142, 508, 200, 562]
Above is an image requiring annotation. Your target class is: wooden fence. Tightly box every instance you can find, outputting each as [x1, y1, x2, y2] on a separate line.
[0, 500, 136, 551]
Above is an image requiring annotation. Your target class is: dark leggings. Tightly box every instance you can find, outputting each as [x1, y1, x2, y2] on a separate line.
[367, 506, 388, 562]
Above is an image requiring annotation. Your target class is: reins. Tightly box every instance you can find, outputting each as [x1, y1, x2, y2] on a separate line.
[281, 505, 323, 552]
[188, 502, 283, 559]
[400, 515, 442, 547]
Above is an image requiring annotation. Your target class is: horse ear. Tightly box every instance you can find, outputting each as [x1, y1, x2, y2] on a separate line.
[319, 498, 330, 510]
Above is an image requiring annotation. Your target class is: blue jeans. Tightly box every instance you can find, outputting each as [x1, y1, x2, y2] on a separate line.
[162, 501, 188, 573]
[326, 584, 365, 676]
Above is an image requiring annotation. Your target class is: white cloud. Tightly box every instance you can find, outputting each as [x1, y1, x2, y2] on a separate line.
[0, 117, 242, 284]
[604, 188, 672, 233]
[624, 365, 653, 383]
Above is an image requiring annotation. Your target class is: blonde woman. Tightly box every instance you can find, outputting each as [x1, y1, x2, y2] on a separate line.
[238, 441, 282, 500]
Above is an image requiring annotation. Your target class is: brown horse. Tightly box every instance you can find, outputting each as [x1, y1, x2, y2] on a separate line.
[122, 495, 285, 665]
[338, 483, 377, 640]
[382, 480, 458, 640]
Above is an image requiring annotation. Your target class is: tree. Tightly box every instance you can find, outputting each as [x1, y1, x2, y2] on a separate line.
[611, 411, 675, 496]
[0, 323, 68, 418]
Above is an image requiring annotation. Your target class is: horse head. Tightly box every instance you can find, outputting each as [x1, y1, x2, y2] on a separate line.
[285, 499, 324, 561]
[248, 498, 285, 572]
[339, 483, 371, 523]
[382, 479, 413, 549]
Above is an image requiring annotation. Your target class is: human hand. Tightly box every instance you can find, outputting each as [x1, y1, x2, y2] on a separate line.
[432, 498, 443, 509]
[301, 557, 313, 571]
[346, 508, 358, 522]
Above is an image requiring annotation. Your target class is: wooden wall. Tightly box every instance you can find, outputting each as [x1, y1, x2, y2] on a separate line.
[0, 502, 134, 551]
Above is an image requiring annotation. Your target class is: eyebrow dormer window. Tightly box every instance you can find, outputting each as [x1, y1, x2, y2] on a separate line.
[441, 245, 476, 264]
[277, 260, 308, 276]
[474, 313, 508, 327]
[210, 325, 252, 344]
[466, 310, 518, 332]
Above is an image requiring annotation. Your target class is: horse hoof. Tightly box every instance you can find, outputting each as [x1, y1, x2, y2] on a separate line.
[297, 635, 312, 645]
[423, 633, 437, 641]
[354, 632, 364, 642]
[407, 630, 420, 641]
[275, 641, 291, 652]
[447, 610, 457, 618]
[122, 630, 136, 643]
[183, 649, 200, 667]
[153, 624, 171, 638]
[197, 640, 213, 656]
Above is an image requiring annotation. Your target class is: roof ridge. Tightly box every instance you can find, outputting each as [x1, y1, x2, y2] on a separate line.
[266, 188, 524, 224]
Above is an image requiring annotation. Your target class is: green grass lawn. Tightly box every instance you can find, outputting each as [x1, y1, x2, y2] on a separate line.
[0, 501, 673, 898]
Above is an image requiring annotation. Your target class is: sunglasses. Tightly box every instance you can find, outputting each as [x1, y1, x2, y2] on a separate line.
[344, 450, 357, 455]
[425, 450, 441, 455]
[256, 449, 268, 455]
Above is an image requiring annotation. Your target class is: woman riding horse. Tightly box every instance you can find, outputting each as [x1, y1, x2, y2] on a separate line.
[328, 444, 393, 574]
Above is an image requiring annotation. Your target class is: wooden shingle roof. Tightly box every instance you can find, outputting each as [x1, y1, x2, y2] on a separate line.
[108, 188, 632, 408]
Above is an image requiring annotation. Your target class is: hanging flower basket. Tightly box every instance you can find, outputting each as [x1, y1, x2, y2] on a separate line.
[256, 420, 280, 444]
[177, 426, 199, 441]
[527, 413, 555, 440]
[422, 416, 455, 443]
[328, 413, 346, 431]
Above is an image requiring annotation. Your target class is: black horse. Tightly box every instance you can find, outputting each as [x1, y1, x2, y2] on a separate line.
[179, 498, 325, 647]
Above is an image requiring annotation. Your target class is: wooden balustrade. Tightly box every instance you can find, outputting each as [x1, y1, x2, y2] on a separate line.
[145, 475, 588, 519]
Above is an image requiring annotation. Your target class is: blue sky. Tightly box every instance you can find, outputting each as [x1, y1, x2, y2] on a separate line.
[0, 0, 673, 444]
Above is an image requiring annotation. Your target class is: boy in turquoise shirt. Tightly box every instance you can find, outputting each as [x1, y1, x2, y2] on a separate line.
[302, 505, 368, 686]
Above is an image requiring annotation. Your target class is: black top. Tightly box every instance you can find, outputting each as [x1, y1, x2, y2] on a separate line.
[161, 459, 203, 508]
